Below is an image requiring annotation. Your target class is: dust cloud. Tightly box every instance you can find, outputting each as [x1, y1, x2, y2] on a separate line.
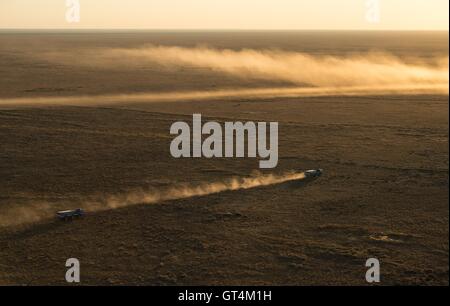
[107, 46, 449, 88]
[1, 45, 446, 106]
[0, 171, 306, 227]
[0, 84, 448, 107]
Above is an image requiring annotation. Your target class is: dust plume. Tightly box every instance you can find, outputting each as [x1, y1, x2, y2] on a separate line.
[94, 171, 306, 210]
[0, 84, 447, 107]
[1, 45, 445, 106]
[105, 46, 448, 88]
[0, 171, 306, 227]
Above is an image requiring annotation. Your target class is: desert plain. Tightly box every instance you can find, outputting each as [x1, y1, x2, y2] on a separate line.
[0, 31, 448, 285]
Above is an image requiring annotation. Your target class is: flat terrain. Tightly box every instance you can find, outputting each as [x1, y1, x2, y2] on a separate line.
[0, 31, 448, 285]
[0, 94, 448, 285]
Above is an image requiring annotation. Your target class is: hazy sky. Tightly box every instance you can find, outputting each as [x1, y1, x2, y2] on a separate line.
[0, 0, 448, 30]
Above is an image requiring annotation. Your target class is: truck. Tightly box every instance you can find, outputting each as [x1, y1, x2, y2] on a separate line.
[304, 169, 323, 178]
[56, 208, 85, 221]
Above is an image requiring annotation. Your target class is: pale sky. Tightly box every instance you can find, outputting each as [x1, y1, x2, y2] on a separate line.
[0, 0, 448, 30]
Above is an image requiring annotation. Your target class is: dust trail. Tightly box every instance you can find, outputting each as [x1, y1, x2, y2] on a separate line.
[0, 171, 306, 227]
[37, 45, 449, 89]
[0, 84, 448, 107]
[95, 171, 306, 210]
[1, 46, 448, 106]
[106, 46, 449, 88]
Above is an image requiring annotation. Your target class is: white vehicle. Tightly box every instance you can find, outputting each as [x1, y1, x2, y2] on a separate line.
[304, 169, 323, 178]
[56, 208, 85, 221]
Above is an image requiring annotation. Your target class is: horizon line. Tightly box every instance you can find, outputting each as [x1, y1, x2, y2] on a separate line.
[0, 28, 448, 32]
